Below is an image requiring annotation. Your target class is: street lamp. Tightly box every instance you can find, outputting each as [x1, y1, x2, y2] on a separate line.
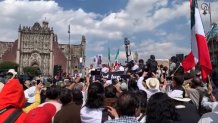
[201, 1, 216, 64]
[124, 37, 131, 63]
[201, 2, 212, 27]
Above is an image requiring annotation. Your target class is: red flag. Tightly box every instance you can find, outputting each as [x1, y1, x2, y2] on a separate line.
[182, 0, 212, 79]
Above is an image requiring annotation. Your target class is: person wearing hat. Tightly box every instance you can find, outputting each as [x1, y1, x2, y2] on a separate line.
[167, 75, 200, 122]
[168, 87, 200, 123]
[4, 69, 17, 82]
[137, 71, 160, 99]
[167, 75, 186, 99]
[0, 69, 27, 123]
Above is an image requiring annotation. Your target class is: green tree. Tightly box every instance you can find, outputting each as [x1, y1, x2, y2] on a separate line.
[23, 66, 41, 77]
[0, 61, 19, 72]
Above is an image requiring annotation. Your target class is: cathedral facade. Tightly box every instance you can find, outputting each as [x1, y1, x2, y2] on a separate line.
[0, 21, 86, 76]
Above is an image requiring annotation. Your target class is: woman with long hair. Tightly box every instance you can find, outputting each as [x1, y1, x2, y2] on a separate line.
[80, 82, 105, 123]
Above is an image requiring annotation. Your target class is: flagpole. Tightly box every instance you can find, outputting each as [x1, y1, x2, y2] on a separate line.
[182, 0, 212, 80]
[107, 40, 111, 66]
[68, 25, 71, 75]
[206, 75, 217, 102]
[172, 64, 181, 76]
[108, 47, 111, 66]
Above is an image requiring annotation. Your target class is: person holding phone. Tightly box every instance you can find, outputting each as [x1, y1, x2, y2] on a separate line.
[24, 80, 37, 106]
[23, 79, 43, 113]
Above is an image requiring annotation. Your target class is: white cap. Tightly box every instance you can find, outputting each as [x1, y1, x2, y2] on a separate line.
[8, 69, 17, 75]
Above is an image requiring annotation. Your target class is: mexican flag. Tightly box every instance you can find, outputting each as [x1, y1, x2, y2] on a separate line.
[182, 0, 212, 80]
[114, 48, 120, 69]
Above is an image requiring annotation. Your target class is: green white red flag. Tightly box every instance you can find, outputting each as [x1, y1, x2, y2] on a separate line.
[182, 0, 212, 80]
[114, 48, 120, 69]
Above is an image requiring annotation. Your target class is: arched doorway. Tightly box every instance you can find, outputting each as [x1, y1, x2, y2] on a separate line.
[31, 62, 39, 67]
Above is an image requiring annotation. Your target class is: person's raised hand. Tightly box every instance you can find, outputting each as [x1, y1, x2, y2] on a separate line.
[106, 106, 118, 119]
[114, 82, 122, 93]
[36, 81, 43, 92]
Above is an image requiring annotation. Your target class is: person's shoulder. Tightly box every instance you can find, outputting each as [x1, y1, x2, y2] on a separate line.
[65, 102, 81, 110]
[187, 88, 198, 93]
[198, 112, 218, 123]
[16, 112, 27, 123]
[54, 109, 62, 120]
[201, 112, 218, 118]
[80, 106, 89, 114]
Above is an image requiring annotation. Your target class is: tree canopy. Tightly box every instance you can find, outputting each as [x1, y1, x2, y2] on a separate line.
[23, 66, 41, 78]
[0, 61, 19, 73]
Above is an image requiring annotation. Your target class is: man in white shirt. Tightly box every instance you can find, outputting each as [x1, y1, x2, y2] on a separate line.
[24, 80, 36, 104]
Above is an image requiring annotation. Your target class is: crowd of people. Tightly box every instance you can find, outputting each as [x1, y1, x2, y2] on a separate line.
[0, 55, 218, 123]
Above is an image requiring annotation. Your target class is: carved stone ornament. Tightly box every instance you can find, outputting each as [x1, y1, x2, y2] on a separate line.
[32, 22, 41, 31]
[29, 52, 41, 67]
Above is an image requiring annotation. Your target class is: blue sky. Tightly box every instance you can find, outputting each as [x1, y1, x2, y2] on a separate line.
[0, 0, 217, 66]
[56, 0, 128, 15]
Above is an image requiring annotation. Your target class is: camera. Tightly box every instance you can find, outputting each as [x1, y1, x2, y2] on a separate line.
[36, 80, 41, 85]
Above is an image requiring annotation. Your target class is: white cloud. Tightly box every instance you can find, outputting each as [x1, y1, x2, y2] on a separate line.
[0, 0, 206, 65]
[0, 0, 191, 42]
[0, 0, 122, 43]
[87, 41, 107, 52]
[137, 42, 187, 60]
[117, 51, 126, 60]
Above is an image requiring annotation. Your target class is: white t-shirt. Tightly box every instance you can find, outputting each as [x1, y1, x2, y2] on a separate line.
[118, 66, 125, 71]
[24, 86, 36, 103]
[80, 106, 103, 123]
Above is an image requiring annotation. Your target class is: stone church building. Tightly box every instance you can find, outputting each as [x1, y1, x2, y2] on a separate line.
[0, 21, 86, 76]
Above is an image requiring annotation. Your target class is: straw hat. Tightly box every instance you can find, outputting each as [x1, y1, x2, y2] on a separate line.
[146, 78, 160, 90]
